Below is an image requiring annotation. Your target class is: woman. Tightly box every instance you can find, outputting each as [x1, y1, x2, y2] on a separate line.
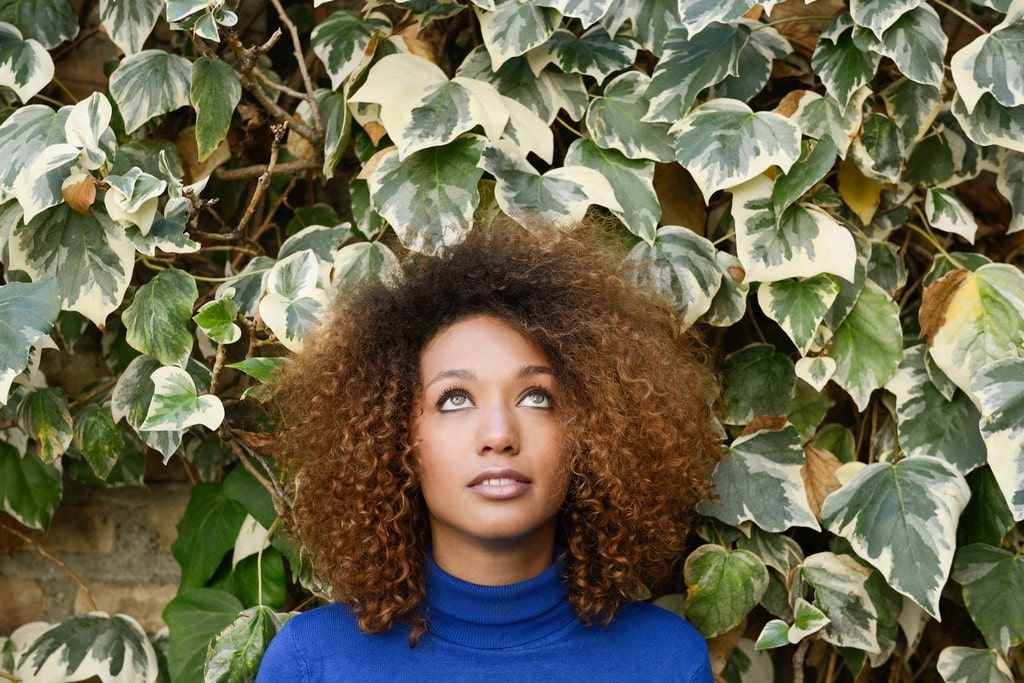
[258, 222, 720, 681]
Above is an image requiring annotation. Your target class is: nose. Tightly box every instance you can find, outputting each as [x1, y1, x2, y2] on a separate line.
[476, 401, 520, 455]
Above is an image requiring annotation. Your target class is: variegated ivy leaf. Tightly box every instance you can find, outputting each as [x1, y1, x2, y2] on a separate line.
[758, 276, 840, 356]
[755, 598, 829, 649]
[533, 0, 612, 27]
[479, 141, 620, 228]
[99, 0, 163, 55]
[972, 359, 1024, 520]
[104, 167, 167, 235]
[886, 346, 986, 475]
[332, 241, 400, 293]
[64, 92, 114, 171]
[951, 1, 1024, 114]
[15, 612, 157, 683]
[0, 278, 59, 406]
[996, 149, 1024, 233]
[701, 251, 748, 327]
[123, 268, 197, 368]
[191, 57, 241, 163]
[390, 0, 464, 26]
[367, 137, 486, 256]
[786, 88, 868, 160]
[259, 250, 328, 353]
[869, 242, 908, 301]
[599, 0, 679, 57]
[584, 70, 674, 162]
[936, 647, 1014, 683]
[526, 27, 635, 81]
[849, 0, 925, 39]
[850, 113, 905, 184]
[315, 88, 350, 178]
[730, 174, 857, 284]
[349, 54, 508, 160]
[0, 105, 69, 199]
[16, 386, 72, 463]
[164, 589, 245, 683]
[920, 264, 1024, 407]
[822, 456, 970, 618]
[129, 203, 200, 257]
[141, 365, 224, 432]
[72, 403, 125, 480]
[644, 24, 749, 123]
[795, 356, 836, 392]
[955, 543, 1024, 655]
[864, 5, 946, 88]
[311, 10, 392, 90]
[278, 223, 352, 286]
[828, 282, 903, 411]
[8, 204, 134, 327]
[0, 439, 62, 529]
[722, 344, 796, 425]
[772, 137, 839, 217]
[218, 256, 274, 319]
[926, 188, 978, 244]
[565, 139, 659, 244]
[622, 226, 720, 322]
[193, 298, 240, 345]
[11, 143, 78, 223]
[698, 425, 821, 532]
[881, 78, 943, 147]
[109, 49, 192, 134]
[707, 21, 791, 104]
[165, 0, 208, 22]
[799, 552, 880, 653]
[684, 544, 769, 638]
[475, 0, 560, 71]
[736, 521, 804, 576]
[500, 95, 554, 163]
[0, 0, 77, 49]
[232, 513, 269, 569]
[677, 0, 777, 38]
[811, 15, 881, 109]
[951, 92, 1024, 154]
[205, 606, 291, 683]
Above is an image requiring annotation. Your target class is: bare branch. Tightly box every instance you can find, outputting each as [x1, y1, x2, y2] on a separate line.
[215, 158, 320, 181]
[236, 123, 286, 237]
[268, 0, 323, 134]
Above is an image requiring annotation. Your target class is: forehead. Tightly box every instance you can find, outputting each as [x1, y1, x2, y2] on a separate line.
[419, 315, 550, 377]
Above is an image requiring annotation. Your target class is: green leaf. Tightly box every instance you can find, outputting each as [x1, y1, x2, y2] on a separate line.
[190, 57, 241, 162]
[698, 425, 821, 532]
[996, 150, 1024, 233]
[868, 5, 946, 87]
[123, 268, 197, 368]
[528, 27, 635, 81]
[926, 188, 978, 244]
[0, 278, 59, 405]
[951, 3, 1024, 113]
[755, 598, 830, 648]
[684, 544, 769, 638]
[0, 439, 61, 529]
[954, 544, 1024, 654]
[800, 552, 880, 652]
[623, 226, 721, 323]
[99, 0, 163, 55]
[707, 21, 790, 103]
[258, 250, 328, 352]
[0, 22, 53, 102]
[736, 524, 803, 576]
[821, 456, 970, 618]
[163, 589, 243, 683]
[790, 88, 869, 159]
[534, 0, 611, 26]
[73, 404, 125, 480]
[194, 297, 240, 345]
[140, 365, 224, 432]
[0, 0, 77, 49]
[221, 548, 287, 610]
[584, 70, 674, 162]
[279, 223, 351, 266]
[226, 357, 287, 385]
[205, 606, 290, 683]
[475, 0, 560, 70]
[701, 251, 749, 327]
[673, 99, 802, 201]
[0, 104, 68, 195]
[758, 276, 840, 356]
[109, 49, 192, 133]
[722, 344, 795, 424]
[755, 619, 792, 650]
[14, 613, 157, 683]
[972, 358, 1024, 521]
[223, 463, 277, 530]
[311, 10, 391, 90]
[812, 15, 880, 108]
[172, 483, 248, 590]
[16, 386, 72, 462]
[565, 138, 660, 244]
[730, 174, 857, 283]
[951, 92, 1024, 154]
[772, 137, 839, 216]
[828, 282, 903, 411]
[645, 24, 749, 123]
[903, 134, 955, 186]
[850, 112, 905, 184]
[885, 346, 986, 476]
[936, 647, 1014, 683]
[881, 78, 943, 146]
[332, 241, 399, 293]
[111, 355, 183, 460]
[367, 136, 485, 256]
[960, 466, 1016, 547]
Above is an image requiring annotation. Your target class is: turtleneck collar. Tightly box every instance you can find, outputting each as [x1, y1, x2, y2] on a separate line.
[424, 551, 580, 649]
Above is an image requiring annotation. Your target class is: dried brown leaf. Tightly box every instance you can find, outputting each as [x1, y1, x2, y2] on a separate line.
[919, 268, 970, 346]
[62, 177, 96, 215]
[357, 145, 398, 180]
[801, 443, 842, 519]
[741, 415, 789, 436]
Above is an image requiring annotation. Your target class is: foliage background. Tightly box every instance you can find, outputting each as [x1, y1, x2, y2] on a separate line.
[1, 0, 1023, 681]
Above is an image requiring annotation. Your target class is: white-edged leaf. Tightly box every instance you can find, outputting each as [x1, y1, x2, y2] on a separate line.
[109, 49, 192, 133]
[870, 5, 946, 88]
[758, 276, 840, 356]
[698, 425, 821, 532]
[231, 513, 269, 569]
[795, 356, 837, 392]
[925, 188, 978, 244]
[204, 606, 290, 683]
[972, 358, 1024, 521]
[141, 365, 224, 432]
[331, 241, 399, 293]
[673, 99, 802, 201]
[584, 70, 674, 162]
[533, 0, 612, 26]
[996, 150, 1024, 234]
[500, 95, 553, 163]
[787, 88, 869, 159]
[64, 92, 114, 170]
[527, 27, 634, 81]
[564, 138, 659, 244]
[936, 647, 1014, 683]
[850, 0, 925, 38]
[122, 268, 197, 368]
[684, 544, 769, 638]
[258, 250, 328, 353]
[193, 297, 240, 345]
[821, 456, 970, 618]
[11, 143, 78, 222]
[799, 552, 880, 652]
[100, 0, 163, 55]
[951, 2, 1024, 113]
[475, 0, 560, 71]
[0, 279, 59, 405]
[623, 226, 720, 323]
[0, 105, 68, 198]
[0, 0, 77, 49]
[311, 10, 391, 90]
[701, 251, 748, 327]
[951, 92, 1024, 154]
[277, 223, 352, 285]
[811, 15, 880, 108]
[367, 137, 486, 256]
[456, 45, 571, 125]
[881, 78, 943, 146]
[730, 174, 857, 283]
[708, 21, 791, 103]
[678, 0, 764, 38]
[850, 112, 905, 184]
[0, 22, 54, 102]
[104, 167, 167, 235]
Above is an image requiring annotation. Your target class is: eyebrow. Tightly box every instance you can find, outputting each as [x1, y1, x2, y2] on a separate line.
[425, 364, 553, 388]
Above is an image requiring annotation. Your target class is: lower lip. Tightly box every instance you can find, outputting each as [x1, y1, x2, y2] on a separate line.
[470, 481, 530, 500]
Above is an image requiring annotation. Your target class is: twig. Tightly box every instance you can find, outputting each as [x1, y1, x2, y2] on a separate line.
[0, 671, 22, 682]
[225, 435, 293, 514]
[0, 522, 98, 611]
[67, 378, 118, 410]
[254, 67, 309, 100]
[215, 158, 320, 181]
[236, 123, 287, 237]
[931, 0, 989, 34]
[792, 639, 811, 683]
[252, 176, 298, 243]
[268, 0, 323, 133]
[209, 343, 229, 396]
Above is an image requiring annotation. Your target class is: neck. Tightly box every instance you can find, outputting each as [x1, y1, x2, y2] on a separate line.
[430, 530, 557, 586]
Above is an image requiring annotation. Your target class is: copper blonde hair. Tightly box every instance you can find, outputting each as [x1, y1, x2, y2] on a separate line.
[272, 220, 720, 642]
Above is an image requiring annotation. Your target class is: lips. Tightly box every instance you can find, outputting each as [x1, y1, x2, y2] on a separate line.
[468, 468, 531, 499]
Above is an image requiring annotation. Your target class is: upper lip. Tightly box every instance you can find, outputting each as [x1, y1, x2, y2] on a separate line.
[468, 468, 531, 487]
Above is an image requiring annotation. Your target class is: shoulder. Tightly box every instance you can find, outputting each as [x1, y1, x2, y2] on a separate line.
[256, 604, 367, 683]
[603, 602, 712, 682]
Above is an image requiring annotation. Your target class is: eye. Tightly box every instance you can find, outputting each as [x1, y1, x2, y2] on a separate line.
[519, 388, 553, 409]
[438, 389, 472, 411]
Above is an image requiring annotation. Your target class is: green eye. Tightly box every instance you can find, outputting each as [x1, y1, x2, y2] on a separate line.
[522, 390, 552, 408]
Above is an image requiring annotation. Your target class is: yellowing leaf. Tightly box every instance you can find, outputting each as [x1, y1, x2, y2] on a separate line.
[838, 154, 883, 224]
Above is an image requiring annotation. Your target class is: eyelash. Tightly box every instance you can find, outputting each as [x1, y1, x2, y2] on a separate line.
[434, 385, 554, 411]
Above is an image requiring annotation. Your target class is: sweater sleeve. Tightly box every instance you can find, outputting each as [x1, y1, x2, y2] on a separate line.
[256, 619, 309, 683]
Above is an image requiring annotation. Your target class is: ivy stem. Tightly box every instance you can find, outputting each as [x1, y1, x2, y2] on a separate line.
[930, 0, 989, 34]
[909, 206, 965, 269]
[191, 268, 272, 284]
[556, 116, 583, 138]
[209, 342, 228, 396]
[30, 93, 67, 107]
[256, 518, 282, 608]
[753, 15, 836, 31]
[51, 77, 78, 104]
[0, 522, 98, 610]
[0, 672, 22, 682]
[712, 231, 736, 246]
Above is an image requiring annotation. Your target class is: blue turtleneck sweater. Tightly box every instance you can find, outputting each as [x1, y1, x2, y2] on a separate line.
[257, 555, 712, 682]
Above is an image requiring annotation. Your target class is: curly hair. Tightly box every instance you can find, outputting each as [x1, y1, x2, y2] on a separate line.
[272, 220, 720, 643]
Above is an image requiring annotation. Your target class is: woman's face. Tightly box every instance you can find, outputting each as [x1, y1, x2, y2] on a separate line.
[413, 314, 569, 579]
